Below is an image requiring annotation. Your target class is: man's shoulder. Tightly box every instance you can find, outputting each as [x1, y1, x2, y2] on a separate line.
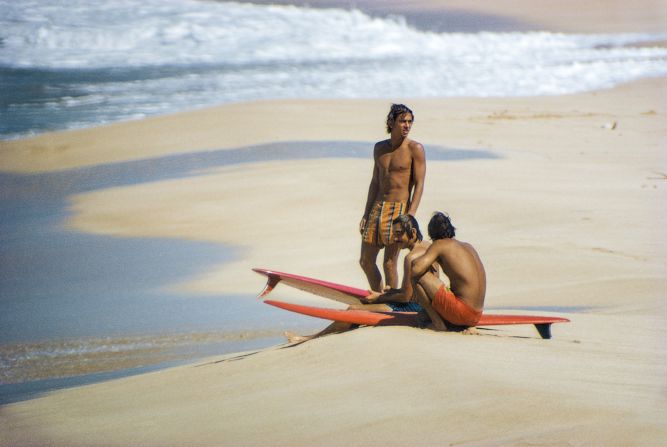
[407, 242, 429, 257]
[407, 140, 425, 155]
[373, 139, 391, 153]
[432, 238, 456, 249]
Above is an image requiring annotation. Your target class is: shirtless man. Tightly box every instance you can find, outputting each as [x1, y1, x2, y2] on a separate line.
[410, 212, 486, 331]
[359, 104, 426, 292]
[285, 215, 429, 343]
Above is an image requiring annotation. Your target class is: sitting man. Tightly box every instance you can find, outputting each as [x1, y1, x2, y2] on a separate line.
[285, 214, 431, 343]
[410, 212, 486, 331]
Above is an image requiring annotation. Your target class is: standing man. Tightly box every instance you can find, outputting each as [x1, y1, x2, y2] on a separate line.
[359, 104, 426, 292]
[410, 212, 486, 331]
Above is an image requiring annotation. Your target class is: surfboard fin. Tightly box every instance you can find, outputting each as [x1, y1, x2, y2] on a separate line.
[535, 323, 552, 339]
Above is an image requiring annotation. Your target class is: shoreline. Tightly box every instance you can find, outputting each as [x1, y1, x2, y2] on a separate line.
[0, 332, 287, 405]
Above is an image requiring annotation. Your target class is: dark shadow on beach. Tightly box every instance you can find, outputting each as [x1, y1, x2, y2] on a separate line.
[1, 141, 498, 202]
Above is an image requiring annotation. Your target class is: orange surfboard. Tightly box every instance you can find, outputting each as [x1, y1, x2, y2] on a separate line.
[264, 300, 570, 339]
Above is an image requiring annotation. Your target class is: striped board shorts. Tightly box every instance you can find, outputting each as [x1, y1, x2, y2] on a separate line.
[361, 201, 407, 247]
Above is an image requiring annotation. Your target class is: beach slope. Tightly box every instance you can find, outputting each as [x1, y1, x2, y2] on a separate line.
[2, 320, 666, 446]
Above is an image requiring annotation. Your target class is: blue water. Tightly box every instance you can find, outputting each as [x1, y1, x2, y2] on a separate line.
[2, 0, 667, 139]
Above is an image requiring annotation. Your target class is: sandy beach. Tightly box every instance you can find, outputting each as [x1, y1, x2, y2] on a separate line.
[2, 1, 667, 446]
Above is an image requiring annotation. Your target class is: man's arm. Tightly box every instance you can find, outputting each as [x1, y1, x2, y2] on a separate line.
[411, 242, 441, 280]
[407, 142, 426, 216]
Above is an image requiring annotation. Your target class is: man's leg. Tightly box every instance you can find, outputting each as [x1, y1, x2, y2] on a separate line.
[412, 273, 448, 331]
[349, 303, 393, 312]
[360, 242, 383, 291]
[382, 243, 401, 289]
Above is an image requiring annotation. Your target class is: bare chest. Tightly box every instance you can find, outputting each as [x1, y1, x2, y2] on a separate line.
[377, 147, 412, 174]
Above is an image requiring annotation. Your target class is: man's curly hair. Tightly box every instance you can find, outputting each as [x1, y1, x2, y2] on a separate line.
[386, 103, 414, 133]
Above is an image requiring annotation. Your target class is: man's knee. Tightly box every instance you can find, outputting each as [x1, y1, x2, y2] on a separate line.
[359, 253, 377, 271]
[385, 242, 401, 263]
[382, 254, 398, 271]
[382, 259, 398, 271]
[360, 244, 380, 270]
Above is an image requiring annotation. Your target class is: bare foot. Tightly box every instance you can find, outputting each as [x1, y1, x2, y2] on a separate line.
[461, 327, 479, 335]
[284, 331, 313, 343]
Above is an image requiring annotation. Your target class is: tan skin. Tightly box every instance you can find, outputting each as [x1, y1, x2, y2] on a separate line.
[360, 225, 432, 305]
[285, 223, 428, 343]
[359, 112, 426, 291]
[410, 238, 486, 331]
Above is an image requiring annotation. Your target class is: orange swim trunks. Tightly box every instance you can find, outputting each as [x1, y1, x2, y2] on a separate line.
[432, 285, 482, 327]
[361, 201, 407, 247]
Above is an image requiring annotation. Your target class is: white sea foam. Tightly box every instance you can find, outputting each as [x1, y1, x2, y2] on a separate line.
[1, 0, 666, 137]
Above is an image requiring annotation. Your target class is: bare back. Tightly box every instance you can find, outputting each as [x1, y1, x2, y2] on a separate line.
[431, 238, 486, 311]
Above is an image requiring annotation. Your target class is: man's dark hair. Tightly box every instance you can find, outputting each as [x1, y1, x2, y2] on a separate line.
[428, 212, 456, 240]
[386, 103, 414, 133]
[393, 214, 423, 241]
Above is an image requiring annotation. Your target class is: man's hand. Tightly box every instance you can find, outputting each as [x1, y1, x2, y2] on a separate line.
[359, 216, 367, 234]
[360, 290, 381, 304]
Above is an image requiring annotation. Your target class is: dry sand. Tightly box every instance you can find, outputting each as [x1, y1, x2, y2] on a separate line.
[2, 1, 667, 445]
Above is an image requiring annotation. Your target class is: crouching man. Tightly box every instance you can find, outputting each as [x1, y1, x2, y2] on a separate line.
[410, 212, 486, 331]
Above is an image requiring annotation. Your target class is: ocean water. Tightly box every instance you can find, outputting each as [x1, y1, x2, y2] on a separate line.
[2, 0, 667, 139]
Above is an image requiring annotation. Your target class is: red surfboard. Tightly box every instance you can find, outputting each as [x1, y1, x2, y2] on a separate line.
[253, 268, 367, 305]
[264, 300, 570, 339]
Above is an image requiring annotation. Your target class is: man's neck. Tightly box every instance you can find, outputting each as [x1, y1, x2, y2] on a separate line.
[389, 135, 406, 149]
